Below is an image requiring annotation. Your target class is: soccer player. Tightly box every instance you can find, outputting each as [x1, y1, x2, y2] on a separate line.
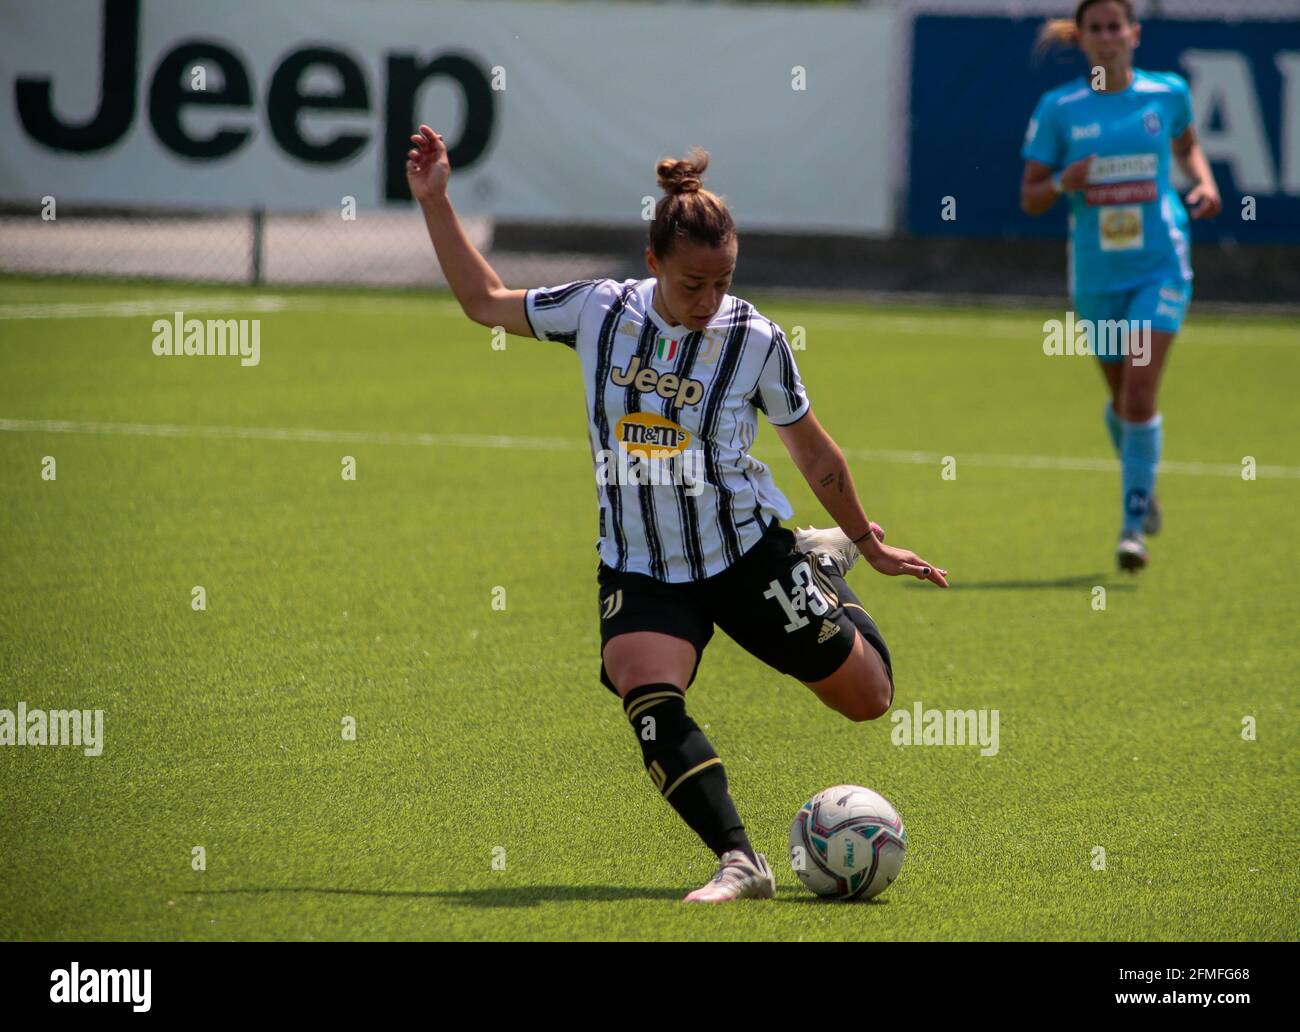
[408, 125, 947, 901]
[1020, 0, 1221, 570]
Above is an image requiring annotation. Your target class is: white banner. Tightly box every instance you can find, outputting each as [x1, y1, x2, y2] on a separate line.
[0, 0, 901, 232]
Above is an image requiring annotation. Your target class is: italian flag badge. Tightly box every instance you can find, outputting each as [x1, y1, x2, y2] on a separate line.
[656, 335, 679, 362]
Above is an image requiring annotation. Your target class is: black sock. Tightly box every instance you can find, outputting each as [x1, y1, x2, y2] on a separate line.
[622, 683, 755, 862]
[810, 555, 895, 699]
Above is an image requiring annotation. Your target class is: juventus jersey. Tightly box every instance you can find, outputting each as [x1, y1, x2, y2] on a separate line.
[523, 276, 810, 583]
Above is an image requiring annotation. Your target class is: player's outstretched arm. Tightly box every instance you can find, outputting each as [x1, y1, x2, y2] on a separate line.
[772, 410, 948, 588]
[406, 124, 532, 336]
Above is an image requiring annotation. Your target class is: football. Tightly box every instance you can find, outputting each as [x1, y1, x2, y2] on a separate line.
[789, 785, 908, 900]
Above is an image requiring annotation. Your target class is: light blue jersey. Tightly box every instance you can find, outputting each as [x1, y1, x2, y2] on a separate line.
[1023, 69, 1194, 296]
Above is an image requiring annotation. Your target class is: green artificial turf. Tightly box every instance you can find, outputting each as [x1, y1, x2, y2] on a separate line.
[1, 276, 1296, 940]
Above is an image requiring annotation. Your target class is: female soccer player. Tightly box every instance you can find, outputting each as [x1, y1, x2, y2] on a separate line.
[407, 125, 947, 901]
[1021, 0, 1220, 570]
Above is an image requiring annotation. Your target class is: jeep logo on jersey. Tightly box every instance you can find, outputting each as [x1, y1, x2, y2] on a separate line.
[609, 356, 704, 407]
[615, 413, 692, 458]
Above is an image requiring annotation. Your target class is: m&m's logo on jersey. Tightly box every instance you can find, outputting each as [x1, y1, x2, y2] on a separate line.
[655, 335, 679, 362]
[615, 412, 692, 458]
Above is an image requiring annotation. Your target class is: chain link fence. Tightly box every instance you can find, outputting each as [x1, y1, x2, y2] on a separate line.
[0, 205, 617, 290]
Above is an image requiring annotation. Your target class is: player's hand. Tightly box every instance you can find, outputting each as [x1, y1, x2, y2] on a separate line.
[1184, 181, 1222, 219]
[406, 124, 451, 203]
[1060, 154, 1094, 192]
[861, 539, 948, 588]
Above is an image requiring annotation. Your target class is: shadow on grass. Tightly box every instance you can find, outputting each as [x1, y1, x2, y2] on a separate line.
[183, 886, 686, 907]
[904, 571, 1137, 592]
[186, 886, 892, 908]
[774, 895, 890, 907]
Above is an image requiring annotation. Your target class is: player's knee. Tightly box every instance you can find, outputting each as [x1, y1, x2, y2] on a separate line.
[1119, 390, 1157, 423]
[603, 634, 695, 697]
[613, 665, 683, 697]
[831, 671, 891, 723]
[846, 680, 891, 722]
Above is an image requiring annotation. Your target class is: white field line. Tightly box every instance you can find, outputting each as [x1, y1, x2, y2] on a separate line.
[2, 417, 1297, 479]
[0, 418, 572, 451]
[0, 297, 296, 320]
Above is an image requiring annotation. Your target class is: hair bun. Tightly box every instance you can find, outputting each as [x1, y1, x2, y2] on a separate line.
[656, 147, 710, 196]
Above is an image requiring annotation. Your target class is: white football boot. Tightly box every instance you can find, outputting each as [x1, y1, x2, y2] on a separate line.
[1116, 530, 1149, 572]
[683, 850, 777, 903]
[793, 523, 883, 576]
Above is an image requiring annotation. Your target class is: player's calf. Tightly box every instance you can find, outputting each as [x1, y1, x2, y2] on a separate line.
[620, 683, 758, 863]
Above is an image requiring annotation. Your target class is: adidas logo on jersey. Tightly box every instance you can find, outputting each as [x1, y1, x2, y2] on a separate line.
[610, 356, 705, 406]
[817, 619, 841, 644]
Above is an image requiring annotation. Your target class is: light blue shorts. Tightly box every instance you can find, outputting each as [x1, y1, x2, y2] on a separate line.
[1074, 277, 1193, 364]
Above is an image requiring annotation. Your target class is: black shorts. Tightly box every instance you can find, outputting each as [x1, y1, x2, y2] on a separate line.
[596, 518, 882, 694]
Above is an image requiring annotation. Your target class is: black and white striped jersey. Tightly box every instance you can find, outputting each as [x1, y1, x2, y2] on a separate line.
[524, 276, 810, 583]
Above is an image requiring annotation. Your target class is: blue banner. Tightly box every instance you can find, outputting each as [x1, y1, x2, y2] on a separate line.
[907, 16, 1300, 244]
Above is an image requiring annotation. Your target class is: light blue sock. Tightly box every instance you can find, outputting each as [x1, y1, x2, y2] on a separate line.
[1103, 401, 1122, 456]
[1120, 413, 1162, 534]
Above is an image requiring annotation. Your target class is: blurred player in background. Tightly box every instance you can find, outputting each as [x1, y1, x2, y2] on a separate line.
[1020, 0, 1221, 570]
[407, 124, 947, 901]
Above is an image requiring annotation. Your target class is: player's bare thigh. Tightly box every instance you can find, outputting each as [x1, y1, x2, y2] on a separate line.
[1097, 356, 1124, 405]
[1119, 330, 1176, 422]
[800, 633, 892, 723]
[1095, 331, 1176, 421]
[602, 631, 697, 698]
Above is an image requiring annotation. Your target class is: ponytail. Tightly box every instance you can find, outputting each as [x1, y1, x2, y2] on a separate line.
[1036, 0, 1136, 55]
[1035, 18, 1080, 53]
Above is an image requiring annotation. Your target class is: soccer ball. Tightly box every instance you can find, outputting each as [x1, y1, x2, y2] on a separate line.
[789, 784, 908, 900]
